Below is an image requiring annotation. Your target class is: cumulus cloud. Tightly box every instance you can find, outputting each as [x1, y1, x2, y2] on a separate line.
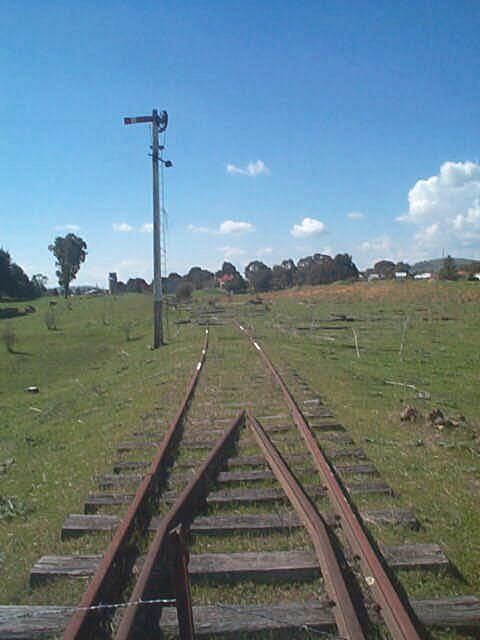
[139, 223, 153, 233]
[188, 220, 254, 235]
[219, 246, 246, 260]
[113, 222, 133, 232]
[398, 161, 480, 250]
[347, 211, 364, 220]
[219, 220, 254, 234]
[226, 160, 270, 177]
[290, 217, 326, 238]
[54, 224, 81, 232]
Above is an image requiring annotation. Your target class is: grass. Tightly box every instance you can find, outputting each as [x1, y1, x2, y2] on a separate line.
[248, 281, 480, 612]
[0, 294, 202, 604]
[1, 282, 479, 639]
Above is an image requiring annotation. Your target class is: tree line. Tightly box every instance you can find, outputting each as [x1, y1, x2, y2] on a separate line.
[366, 257, 480, 281]
[171, 252, 359, 298]
[1, 233, 88, 300]
[0, 249, 46, 300]
[6, 228, 477, 303]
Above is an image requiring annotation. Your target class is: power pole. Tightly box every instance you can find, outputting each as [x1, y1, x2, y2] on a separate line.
[124, 109, 169, 348]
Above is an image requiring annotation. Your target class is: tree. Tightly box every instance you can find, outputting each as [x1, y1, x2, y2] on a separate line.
[333, 254, 359, 281]
[224, 273, 247, 293]
[48, 234, 87, 297]
[395, 261, 410, 275]
[271, 259, 297, 290]
[186, 266, 215, 289]
[0, 248, 39, 299]
[175, 280, 194, 302]
[215, 261, 237, 278]
[164, 272, 182, 294]
[215, 262, 247, 293]
[465, 261, 480, 279]
[438, 255, 458, 281]
[374, 260, 395, 279]
[0, 249, 12, 297]
[9, 263, 35, 298]
[126, 278, 150, 293]
[32, 274, 48, 295]
[309, 256, 334, 285]
[245, 260, 273, 292]
[272, 265, 289, 290]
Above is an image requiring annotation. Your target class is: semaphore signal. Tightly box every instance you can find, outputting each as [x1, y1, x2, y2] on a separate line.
[124, 109, 172, 348]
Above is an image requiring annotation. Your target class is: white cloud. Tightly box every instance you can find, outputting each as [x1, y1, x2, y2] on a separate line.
[218, 220, 254, 234]
[54, 224, 80, 232]
[187, 224, 210, 233]
[347, 211, 364, 220]
[113, 222, 133, 232]
[290, 217, 326, 238]
[139, 223, 153, 233]
[398, 161, 480, 251]
[219, 246, 245, 260]
[114, 259, 151, 282]
[226, 160, 270, 177]
[360, 234, 392, 253]
[188, 220, 254, 235]
[257, 247, 273, 257]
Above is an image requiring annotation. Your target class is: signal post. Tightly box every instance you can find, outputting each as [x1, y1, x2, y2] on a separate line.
[124, 109, 169, 348]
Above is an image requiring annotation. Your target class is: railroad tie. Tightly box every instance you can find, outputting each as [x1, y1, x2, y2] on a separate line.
[30, 544, 452, 585]
[3, 597, 480, 638]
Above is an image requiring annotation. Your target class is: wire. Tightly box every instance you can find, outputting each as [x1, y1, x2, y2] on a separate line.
[160, 130, 170, 339]
[160, 130, 168, 279]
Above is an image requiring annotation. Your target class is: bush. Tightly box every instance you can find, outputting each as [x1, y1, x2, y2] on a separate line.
[176, 281, 194, 302]
[122, 320, 138, 341]
[44, 308, 57, 330]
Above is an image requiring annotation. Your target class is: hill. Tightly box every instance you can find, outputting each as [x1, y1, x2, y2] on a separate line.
[412, 257, 475, 273]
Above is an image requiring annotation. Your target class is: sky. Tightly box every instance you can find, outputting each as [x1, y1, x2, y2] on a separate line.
[1, 0, 480, 286]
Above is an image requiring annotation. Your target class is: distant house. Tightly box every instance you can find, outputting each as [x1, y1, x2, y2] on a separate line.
[414, 272, 432, 280]
[368, 273, 380, 282]
[473, 273, 480, 281]
[395, 272, 408, 280]
[216, 273, 234, 288]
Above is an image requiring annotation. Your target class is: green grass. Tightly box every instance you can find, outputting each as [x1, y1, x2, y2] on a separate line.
[0, 294, 203, 604]
[247, 281, 480, 610]
[1, 283, 479, 639]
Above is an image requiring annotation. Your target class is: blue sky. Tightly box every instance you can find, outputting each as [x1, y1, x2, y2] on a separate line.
[1, 1, 480, 286]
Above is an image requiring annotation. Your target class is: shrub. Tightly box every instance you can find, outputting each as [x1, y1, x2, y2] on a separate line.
[176, 281, 194, 302]
[44, 308, 57, 330]
[0, 496, 29, 520]
[122, 320, 137, 341]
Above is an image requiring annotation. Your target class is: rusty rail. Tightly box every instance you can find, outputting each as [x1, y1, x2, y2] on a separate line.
[168, 524, 195, 640]
[115, 410, 245, 639]
[238, 322, 423, 640]
[247, 412, 365, 639]
[63, 329, 210, 640]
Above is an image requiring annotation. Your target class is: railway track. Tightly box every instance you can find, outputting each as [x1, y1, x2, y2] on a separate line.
[1, 320, 479, 639]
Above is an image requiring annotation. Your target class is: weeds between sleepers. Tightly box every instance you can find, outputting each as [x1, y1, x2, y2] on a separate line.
[2, 284, 479, 639]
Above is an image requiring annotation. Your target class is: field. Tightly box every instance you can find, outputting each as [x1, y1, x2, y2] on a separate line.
[0, 282, 479, 636]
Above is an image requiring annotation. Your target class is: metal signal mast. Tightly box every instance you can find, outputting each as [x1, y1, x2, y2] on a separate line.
[124, 109, 171, 348]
